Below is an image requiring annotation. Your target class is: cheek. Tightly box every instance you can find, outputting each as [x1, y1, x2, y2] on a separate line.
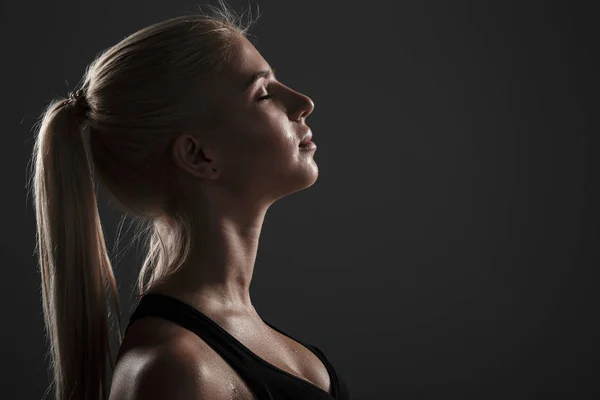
[224, 110, 297, 165]
[243, 115, 295, 153]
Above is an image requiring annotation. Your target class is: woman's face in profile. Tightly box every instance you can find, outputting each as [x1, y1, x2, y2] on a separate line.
[209, 33, 318, 200]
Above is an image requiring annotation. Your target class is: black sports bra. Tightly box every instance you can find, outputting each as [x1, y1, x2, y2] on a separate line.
[127, 293, 351, 399]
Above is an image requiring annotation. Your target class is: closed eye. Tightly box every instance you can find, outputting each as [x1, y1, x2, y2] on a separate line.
[257, 93, 273, 101]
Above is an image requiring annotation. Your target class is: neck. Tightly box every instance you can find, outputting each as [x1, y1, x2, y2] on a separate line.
[150, 196, 269, 316]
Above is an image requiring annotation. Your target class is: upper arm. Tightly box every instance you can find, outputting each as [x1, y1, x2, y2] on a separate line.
[110, 339, 231, 400]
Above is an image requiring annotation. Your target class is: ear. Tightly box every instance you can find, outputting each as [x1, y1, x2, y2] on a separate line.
[171, 133, 218, 179]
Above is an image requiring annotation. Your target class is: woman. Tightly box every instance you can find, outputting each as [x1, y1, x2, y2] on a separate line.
[29, 1, 350, 399]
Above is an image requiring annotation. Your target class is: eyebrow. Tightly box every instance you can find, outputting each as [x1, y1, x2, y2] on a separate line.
[243, 68, 277, 92]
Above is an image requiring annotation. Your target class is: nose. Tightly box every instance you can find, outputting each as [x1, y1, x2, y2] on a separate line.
[288, 88, 314, 122]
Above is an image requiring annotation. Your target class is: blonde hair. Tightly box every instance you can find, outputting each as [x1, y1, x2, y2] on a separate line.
[27, 1, 260, 398]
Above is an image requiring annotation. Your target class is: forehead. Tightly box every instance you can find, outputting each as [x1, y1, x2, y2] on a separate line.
[220, 33, 270, 92]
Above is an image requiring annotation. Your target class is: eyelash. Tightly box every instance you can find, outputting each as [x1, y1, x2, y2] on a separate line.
[257, 93, 273, 101]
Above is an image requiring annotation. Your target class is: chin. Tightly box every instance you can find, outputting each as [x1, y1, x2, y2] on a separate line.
[298, 164, 319, 189]
[274, 166, 318, 200]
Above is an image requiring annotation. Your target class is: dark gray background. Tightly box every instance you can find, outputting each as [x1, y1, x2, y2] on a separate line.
[11, 0, 599, 398]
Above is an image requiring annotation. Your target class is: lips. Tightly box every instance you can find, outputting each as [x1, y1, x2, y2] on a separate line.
[299, 131, 313, 146]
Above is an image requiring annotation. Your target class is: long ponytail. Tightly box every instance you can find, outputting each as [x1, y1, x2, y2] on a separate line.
[28, 2, 260, 398]
[29, 90, 122, 399]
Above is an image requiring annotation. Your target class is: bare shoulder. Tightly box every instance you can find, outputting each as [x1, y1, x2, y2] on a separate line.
[109, 318, 235, 400]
